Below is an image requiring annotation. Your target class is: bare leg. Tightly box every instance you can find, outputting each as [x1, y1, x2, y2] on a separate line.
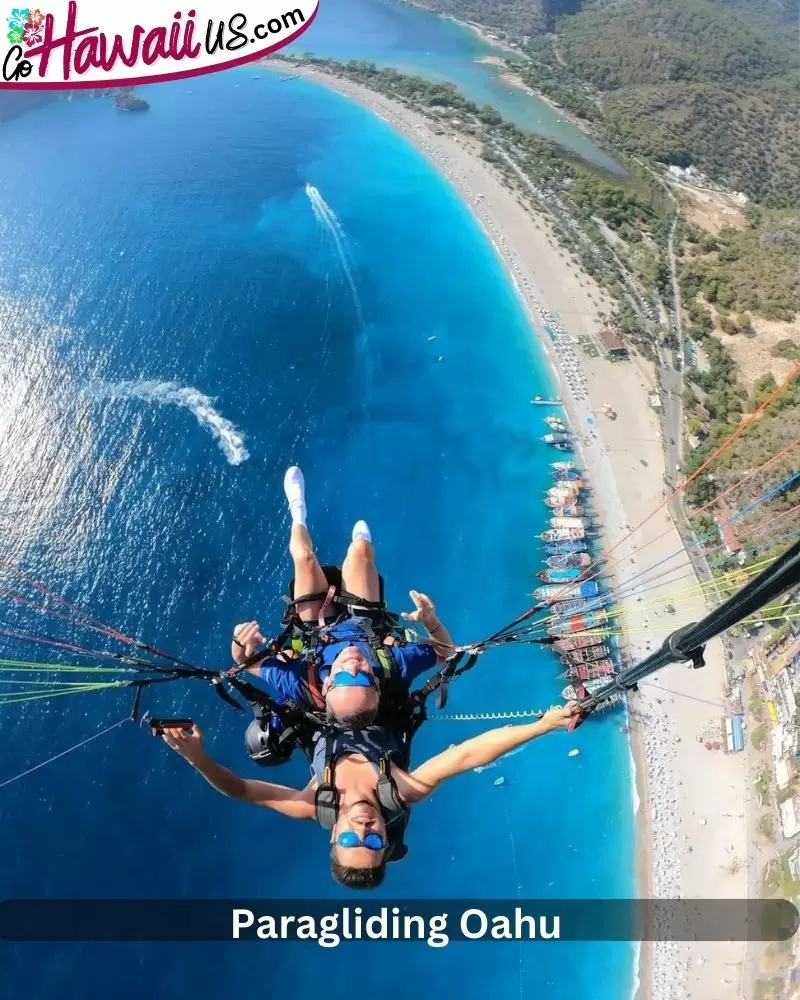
[341, 537, 380, 605]
[290, 524, 329, 622]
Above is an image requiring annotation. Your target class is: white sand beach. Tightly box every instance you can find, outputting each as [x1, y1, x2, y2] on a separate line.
[269, 61, 751, 1000]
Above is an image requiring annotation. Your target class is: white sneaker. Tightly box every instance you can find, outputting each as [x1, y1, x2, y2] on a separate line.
[284, 466, 307, 523]
[352, 520, 372, 543]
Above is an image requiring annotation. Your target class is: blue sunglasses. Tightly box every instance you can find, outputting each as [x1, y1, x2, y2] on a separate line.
[336, 831, 385, 851]
[328, 672, 375, 690]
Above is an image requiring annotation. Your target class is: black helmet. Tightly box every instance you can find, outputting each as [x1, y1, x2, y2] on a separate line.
[245, 719, 296, 767]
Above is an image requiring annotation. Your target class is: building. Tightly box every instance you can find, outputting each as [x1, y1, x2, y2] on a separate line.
[715, 513, 741, 556]
[598, 327, 629, 360]
[789, 845, 800, 881]
[777, 757, 796, 790]
[780, 797, 800, 839]
[731, 714, 744, 752]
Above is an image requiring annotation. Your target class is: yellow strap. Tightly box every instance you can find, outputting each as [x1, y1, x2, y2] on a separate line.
[376, 647, 392, 678]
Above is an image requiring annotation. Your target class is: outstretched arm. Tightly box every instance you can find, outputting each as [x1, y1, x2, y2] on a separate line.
[401, 591, 455, 663]
[399, 704, 578, 802]
[160, 725, 315, 820]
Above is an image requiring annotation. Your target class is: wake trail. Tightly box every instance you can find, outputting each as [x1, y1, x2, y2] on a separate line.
[305, 185, 373, 400]
[96, 380, 249, 466]
[305, 184, 365, 327]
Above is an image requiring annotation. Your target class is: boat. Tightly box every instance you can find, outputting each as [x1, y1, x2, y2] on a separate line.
[539, 528, 585, 542]
[554, 635, 606, 653]
[586, 658, 615, 675]
[561, 678, 608, 700]
[493, 776, 506, 787]
[550, 503, 584, 517]
[563, 643, 611, 665]
[553, 442, 572, 452]
[544, 416, 567, 431]
[546, 553, 591, 569]
[568, 749, 580, 758]
[535, 581, 600, 602]
[549, 516, 586, 529]
[546, 495, 583, 508]
[545, 540, 587, 556]
[567, 662, 616, 681]
[553, 470, 581, 481]
[532, 397, 563, 405]
[548, 610, 608, 636]
[551, 595, 608, 618]
[548, 481, 581, 494]
[551, 461, 575, 472]
[551, 599, 592, 618]
[542, 433, 571, 445]
[538, 567, 581, 584]
[547, 489, 582, 504]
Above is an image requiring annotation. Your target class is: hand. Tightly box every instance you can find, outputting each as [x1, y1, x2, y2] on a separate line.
[231, 620, 265, 665]
[161, 724, 205, 763]
[541, 702, 581, 732]
[401, 590, 438, 630]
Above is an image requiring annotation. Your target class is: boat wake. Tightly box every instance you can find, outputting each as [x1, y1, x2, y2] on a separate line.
[305, 183, 365, 328]
[97, 380, 249, 466]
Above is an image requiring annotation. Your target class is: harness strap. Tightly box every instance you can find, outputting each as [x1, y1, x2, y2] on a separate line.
[318, 586, 337, 630]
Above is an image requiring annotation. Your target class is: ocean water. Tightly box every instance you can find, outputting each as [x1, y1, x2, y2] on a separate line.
[0, 69, 633, 999]
[287, 0, 622, 173]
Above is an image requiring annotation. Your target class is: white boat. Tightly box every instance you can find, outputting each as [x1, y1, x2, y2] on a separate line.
[549, 516, 586, 529]
[544, 416, 567, 430]
[540, 527, 586, 542]
[552, 461, 575, 472]
[568, 749, 580, 758]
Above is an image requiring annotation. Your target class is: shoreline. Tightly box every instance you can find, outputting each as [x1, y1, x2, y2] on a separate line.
[263, 59, 749, 1000]
[476, 57, 596, 138]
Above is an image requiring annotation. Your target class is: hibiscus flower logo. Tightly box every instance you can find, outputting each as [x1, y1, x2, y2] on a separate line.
[22, 20, 40, 44]
[7, 7, 30, 31]
[6, 7, 46, 46]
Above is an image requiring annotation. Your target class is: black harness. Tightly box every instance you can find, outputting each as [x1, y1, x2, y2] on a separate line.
[314, 732, 410, 862]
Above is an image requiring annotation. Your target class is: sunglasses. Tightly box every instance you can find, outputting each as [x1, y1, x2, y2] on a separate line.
[328, 671, 376, 690]
[336, 831, 385, 851]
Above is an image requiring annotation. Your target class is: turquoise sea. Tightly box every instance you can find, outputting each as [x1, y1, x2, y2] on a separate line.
[0, 4, 633, 998]
[289, 0, 622, 173]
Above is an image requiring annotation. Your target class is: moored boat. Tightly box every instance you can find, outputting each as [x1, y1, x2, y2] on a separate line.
[548, 610, 608, 636]
[553, 470, 581, 480]
[553, 442, 572, 451]
[561, 678, 609, 700]
[545, 501, 584, 517]
[538, 567, 581, 584]
[547, 487, 581, 502]
[549, 516, 586, 529]
[535, 581, 600, 602]
[546, 553, 591, 569]
[540, 528, 585, 542]
[563, 643, 611, 665]
[553, 635, 606, 653]
[566, 662, 616, 681]
[551, 595, 608, 618]
[545, 540, 587, 555]
[544, 416, 567, 431]
[542, 433, 571, 445]
[551, 461, 574, 472]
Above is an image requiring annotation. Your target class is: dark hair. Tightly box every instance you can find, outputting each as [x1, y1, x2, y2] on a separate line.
[325, 702, 379, 729]
[330, 853, 387, 890]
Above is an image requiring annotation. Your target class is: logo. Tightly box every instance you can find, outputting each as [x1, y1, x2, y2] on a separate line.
[1, 1, 318, 87]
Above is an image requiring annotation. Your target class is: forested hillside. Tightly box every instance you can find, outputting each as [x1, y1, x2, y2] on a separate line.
[414, 0, 800, 206]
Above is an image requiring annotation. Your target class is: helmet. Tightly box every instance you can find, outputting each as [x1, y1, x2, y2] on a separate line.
[244, 718, 296, 767]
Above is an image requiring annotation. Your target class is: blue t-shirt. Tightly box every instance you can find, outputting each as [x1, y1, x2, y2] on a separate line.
[256, 617, 438, 706]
